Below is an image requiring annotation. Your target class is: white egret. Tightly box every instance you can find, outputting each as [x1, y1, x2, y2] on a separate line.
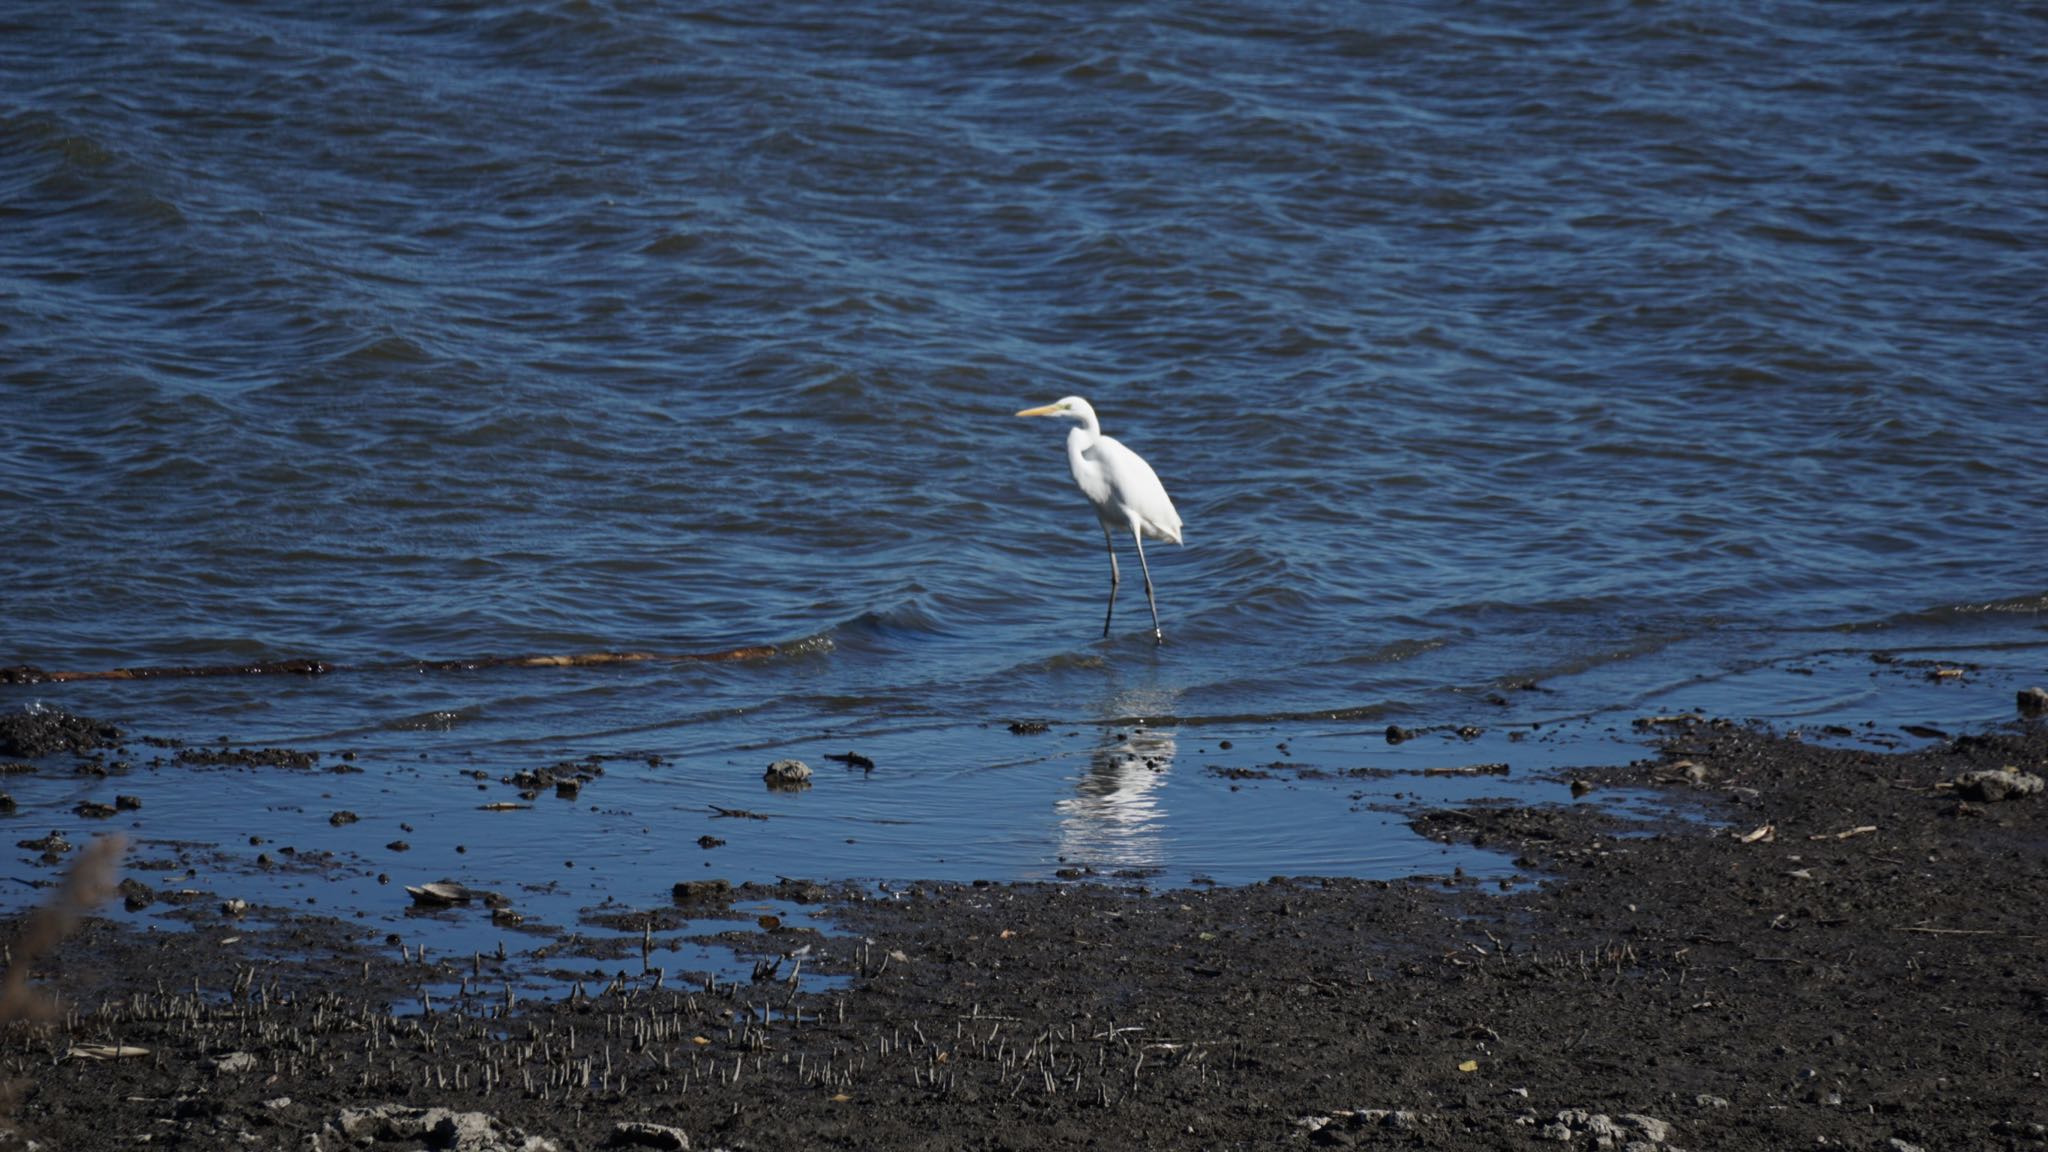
[1016, 396, 1184, 643]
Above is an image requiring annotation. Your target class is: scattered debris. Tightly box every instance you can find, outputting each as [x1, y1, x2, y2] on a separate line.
[404, 881, 494, 906]
[330, 1104, 559, 1152]
[1942, 769, 2044, 803]
[1422, 763, 1509, 777]
[1737, 824, 1776, 844]
[211, 1051, 259, 1075]
[64, 1044, 149, 1062]
[608, 1120, 691, 1149]
[1006, 720, 1049, 735]
[825, 750, 875, 771]
[1633, 713, 1702, 729]
[1808, 825, 1877, 842]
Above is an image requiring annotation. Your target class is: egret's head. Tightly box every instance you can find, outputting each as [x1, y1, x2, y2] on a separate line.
[1015, 396, 1095, 423]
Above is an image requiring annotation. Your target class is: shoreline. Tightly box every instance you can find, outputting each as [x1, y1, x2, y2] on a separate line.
[5, 714, 2044, 1150]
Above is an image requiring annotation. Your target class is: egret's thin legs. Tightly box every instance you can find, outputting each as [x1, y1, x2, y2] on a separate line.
[1100, 523, 1121, 638]
[1132, 530, 1162, 644]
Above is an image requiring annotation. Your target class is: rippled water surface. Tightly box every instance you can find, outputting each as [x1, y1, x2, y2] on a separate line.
[4, 2, 2045, 945]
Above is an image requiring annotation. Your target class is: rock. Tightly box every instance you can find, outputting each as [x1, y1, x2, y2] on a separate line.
[1539, 1122, 1573, 1141]
[608, 1121, 690, 1149]
[0, 792, 11, 814]
[329, 810, 359, 826]
[672, 879, 732, 905]
[16, 831, 69, 855]
[1949, 769, 2044, 802]
[1695, 1094, 1729, 1108]
[1309, 1124, 1357, 1147]
[73, 801, 117, 818]
[0, 708, 122, 758]
[1385, 725, 1414, 745]
[2019, 687, 2048, 716]
[1887, 1140, 1926, 1152]
[764, 759, 811, 788]
[696, 835, 725, 849]
[425, 1108, 495, 1151]
[115, 794, 142, 810]
[211, 1051, 258, 1075]
[1621, 1114, 1673, 1143]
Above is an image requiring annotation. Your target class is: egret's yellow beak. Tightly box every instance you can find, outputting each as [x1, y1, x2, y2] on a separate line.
[1016, 404, 1062, 418]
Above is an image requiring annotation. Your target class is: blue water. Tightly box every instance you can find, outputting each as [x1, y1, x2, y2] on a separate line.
[3, 2, 2045, 953]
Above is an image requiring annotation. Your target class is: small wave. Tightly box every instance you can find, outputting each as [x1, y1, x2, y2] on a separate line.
[384, 706, 483, 732]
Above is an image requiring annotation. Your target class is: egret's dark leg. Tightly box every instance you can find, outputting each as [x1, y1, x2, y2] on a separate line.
[1100, 524, 1121, 638]
[1132, 531, 1163, 644]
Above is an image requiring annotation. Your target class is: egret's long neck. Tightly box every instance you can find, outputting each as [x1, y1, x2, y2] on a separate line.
[1064, 422, 1097, 471]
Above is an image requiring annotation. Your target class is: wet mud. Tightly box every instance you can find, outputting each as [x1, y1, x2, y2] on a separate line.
[0, 644, 777, 686]
[2, 717, 2044, 1149]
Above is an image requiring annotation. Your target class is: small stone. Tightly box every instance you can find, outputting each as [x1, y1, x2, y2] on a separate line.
[1539, 1123, 1573, 1141]
[2019, 687, 2048, 717]
[1696, 1094, 1730, 1108]
[696, 835, 725, 849]
[764, 759, 812, 788]
[1887, 1140, 1926, 1152]
[73, 801, 117, 819]
[329, 810, 359, 826]
[115, 794, 142, 810]
[1385, 725, 1414, 744]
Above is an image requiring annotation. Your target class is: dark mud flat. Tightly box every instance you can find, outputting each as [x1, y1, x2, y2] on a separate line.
[5, 722, 2045, 1151]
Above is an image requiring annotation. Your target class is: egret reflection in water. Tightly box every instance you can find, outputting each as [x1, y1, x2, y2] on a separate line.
[1054, 723, 1177, 873]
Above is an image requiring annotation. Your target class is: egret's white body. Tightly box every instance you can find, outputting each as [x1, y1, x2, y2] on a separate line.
[1016, 396, 1183, 642]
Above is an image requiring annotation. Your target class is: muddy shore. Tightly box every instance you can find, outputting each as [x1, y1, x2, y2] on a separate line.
[4, 717, 2044, 1151]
